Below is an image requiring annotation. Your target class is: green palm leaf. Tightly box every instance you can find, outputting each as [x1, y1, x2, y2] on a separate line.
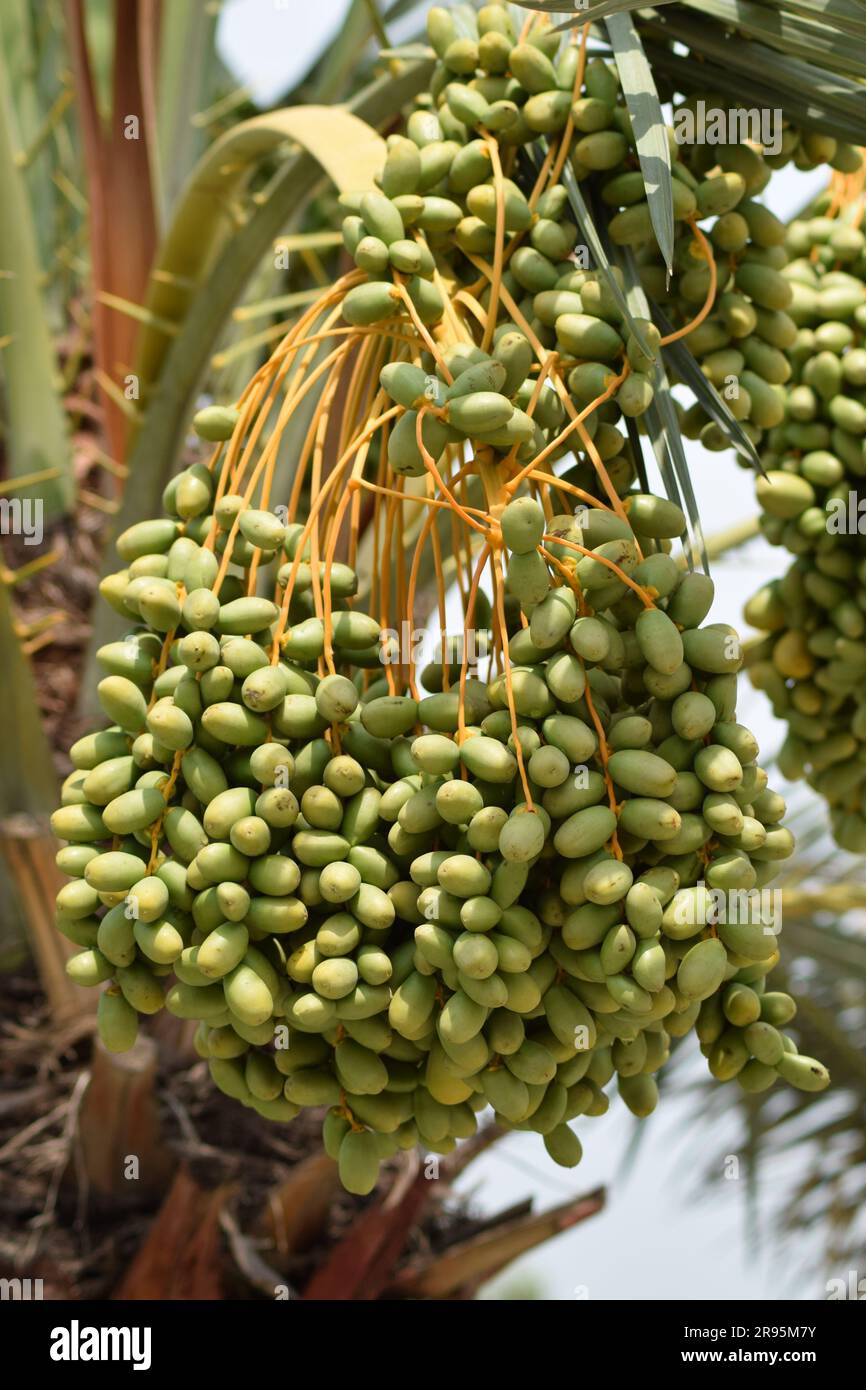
[620, 257, 708, 569]
[605, 11, 674, 274]
[558, 160, 656, 362]
[511, 1, 866, 138]
[79, 60, 434, 718]
[650, 302, 764, 475]
[0, 40, 72, 518]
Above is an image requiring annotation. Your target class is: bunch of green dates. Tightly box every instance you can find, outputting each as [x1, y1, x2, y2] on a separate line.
[378, 335, 639, 494]
[742, 210, 866, 851]
[335, 3, 863, 480]
[52, 468, 827, 1198]
[654, 106, 859, 450]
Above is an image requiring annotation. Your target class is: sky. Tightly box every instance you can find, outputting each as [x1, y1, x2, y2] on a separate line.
[218, 0, 373, 105]
[215, 0, 838, 1301]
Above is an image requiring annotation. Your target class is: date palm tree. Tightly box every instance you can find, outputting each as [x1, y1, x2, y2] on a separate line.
[1, 0, 864, 1298]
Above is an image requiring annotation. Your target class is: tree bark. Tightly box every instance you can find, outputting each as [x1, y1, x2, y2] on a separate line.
[113, 1165, 231, 1299]
[78, 1035, 173, 1198]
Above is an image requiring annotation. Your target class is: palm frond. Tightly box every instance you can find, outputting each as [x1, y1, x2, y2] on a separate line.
[620, 256, 708, 569]
[605, 11, 674, 274]
[0, 585, 58, 816]
[0, 39, 72, 518]
[512, 1, 866, 141]
[558, 160, 656, 361]
[650, 301, 764, 475]
[78, 59, 434, 718]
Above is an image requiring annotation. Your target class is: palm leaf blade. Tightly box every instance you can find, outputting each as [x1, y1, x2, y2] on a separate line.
[512, 1, 866, 124]
[79, 61, 434, 718]
[558, 160, 656, 363]
[679, 0, 866, 76]
[620, 255, 708, 569]
[0, 586, 58, 816]
[0, 43, 72, 518]
[651, 301, 764, 475]
[605, 11, 674, 274]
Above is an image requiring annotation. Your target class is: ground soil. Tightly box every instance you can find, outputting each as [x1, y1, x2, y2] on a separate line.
[0, 966, 505, 1300]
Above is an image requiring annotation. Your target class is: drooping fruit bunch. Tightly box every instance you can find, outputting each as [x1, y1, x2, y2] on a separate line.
[53, 467, 827, 1196]
[663, 108, 861, 456]
[344, 2, 853, 475]
[743, 202, 866, 851]
[52, 3, 831, 1195]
